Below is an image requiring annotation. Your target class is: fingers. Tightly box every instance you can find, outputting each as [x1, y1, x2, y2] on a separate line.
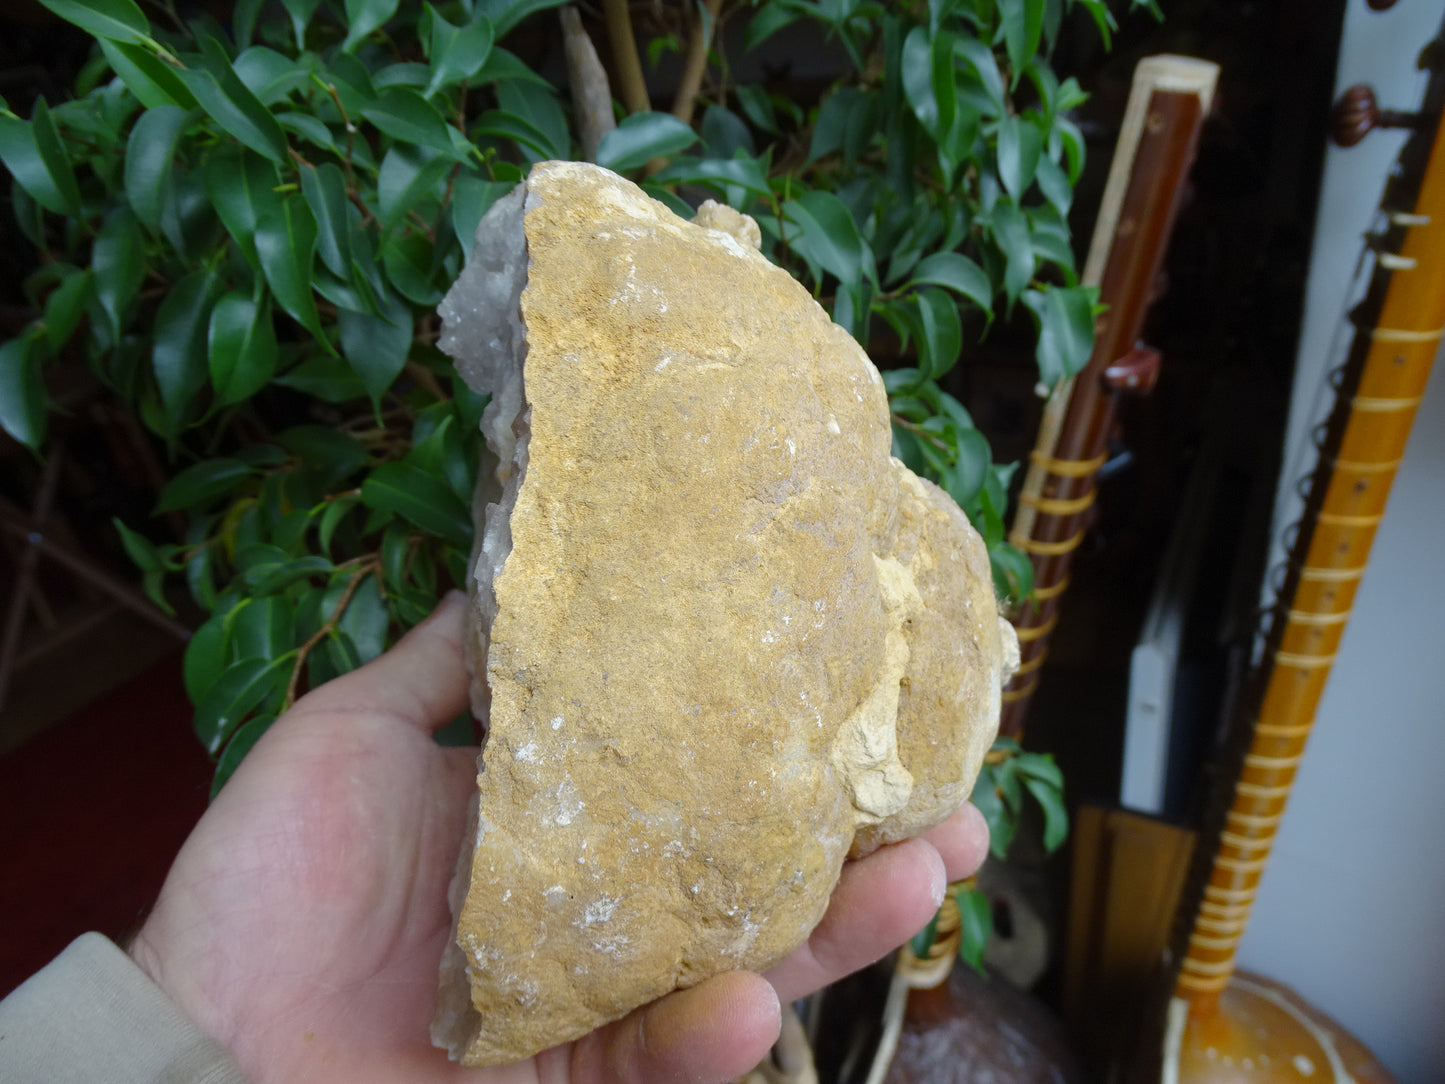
[295, 589, 474, 734]
[764, 836, 945, 1003]
[572, 971, 781, 1084]
[919, 802, 990, 883]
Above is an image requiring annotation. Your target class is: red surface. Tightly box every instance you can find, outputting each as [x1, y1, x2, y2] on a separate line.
[0, 652, 212, 997]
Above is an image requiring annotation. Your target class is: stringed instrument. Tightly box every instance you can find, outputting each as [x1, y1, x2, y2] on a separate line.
[1159, 66, 1445, 1084]
[1003, 56, 1218, 737]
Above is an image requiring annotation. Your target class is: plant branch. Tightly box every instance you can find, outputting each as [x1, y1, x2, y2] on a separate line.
[283, 560, 378, 709]
[671, 0, 725, 126]
[602, 0, 650, 114]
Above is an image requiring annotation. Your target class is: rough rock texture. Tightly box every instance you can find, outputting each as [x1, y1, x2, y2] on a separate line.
[432, 161, 1016, 1066]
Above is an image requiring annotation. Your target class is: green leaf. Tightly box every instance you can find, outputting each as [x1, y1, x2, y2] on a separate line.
[280, 0, 322, 44]
[908, 252, 993, 321]
[990, 200, 1034, 304]
[99, 39, 198, 109]
[700, 105, 754, 158]
[278, 425, 370, 487]
[999, 0, 1046, 82]
[424, 5, 495, 98]
[0, 116, 67, 216]
[255, 194, 328, 346]
[782, 190, 876, 288]
[996, 113, 1043, 200]
[989, 540, 1034, 603]
[92, 207, 146, 339]
[943, 426, 990, 506]
[956, 886, 993, 975]
[300, 162, 352, 278]
[124, 104, 191, 233]
[651, 156, 772, 202]
[247, 555, 335, 595]
[343, 0, 401, 51]
[472, 109, 559, 160]
[183, 612, 230, 704]
[277, 111, 337, 154]
[362, 87, 461, 156]
[734, 85, 777, 134]
[274, 354, 368, 401]
[1034, 153, 1071, 214]
[954, 36, 1004, 116]
[595, 112, 699, 173]
[204, 146, 280, 266]
[1057, 116, 1085, 183]
[361, 461, 472, 549]
[30, 98, 82, 217]
[450, 174, 512, 248]
[338, 573, 389, 663]
[156, 457, 254, 513]
[374, 62, 432, 91]
[211, 713, 275, 796]
[382, 232, 441, 306]
[319, 493, 360, 554]
[495, 78, 569, 161]
[41, 267, 91, 354]
[230, 595, 291, 661]
[112, 516, 163, 572]
[744, 1, 802, 50]
[1027, 284, 1095, 386]
[234, 0, 264, 46]
[338, 304, 413, 405]
[914, 287, 962, 380]
[0, 335, 46, 450]
[181, 37, 289, 164]
[901, 26, 955, 140]
[971, 764, 1012, 859]
[151, 267, 217, 432]
[208, 292, 278, 405]
[376, 144, 451, 230]
[37, 0, 150, 44]
[1023, 772, 1069, 852]
[232, 46, 310, 106]
[477, 0, 567, 38]
[379, 519, 411, 589]
[193, 655, 292, 755]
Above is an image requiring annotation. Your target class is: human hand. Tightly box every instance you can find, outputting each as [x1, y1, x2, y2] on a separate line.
[129, 591, 989, 1083]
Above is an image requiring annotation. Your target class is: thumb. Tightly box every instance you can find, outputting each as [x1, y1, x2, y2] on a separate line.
[294, 588, 473, 734]
[573, 972, 782, 1084]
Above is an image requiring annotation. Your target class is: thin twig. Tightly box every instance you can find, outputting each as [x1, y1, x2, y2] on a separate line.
[283, 560, 378, 708]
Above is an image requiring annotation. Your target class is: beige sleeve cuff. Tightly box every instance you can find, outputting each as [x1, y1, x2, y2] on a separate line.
[0, 933, 246, 1083]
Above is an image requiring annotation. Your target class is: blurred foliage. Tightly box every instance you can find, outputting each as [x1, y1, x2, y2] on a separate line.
[0, 0, 1144, 826]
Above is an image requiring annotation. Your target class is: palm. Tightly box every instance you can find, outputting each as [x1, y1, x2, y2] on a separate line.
[131, 595, 988, 1083]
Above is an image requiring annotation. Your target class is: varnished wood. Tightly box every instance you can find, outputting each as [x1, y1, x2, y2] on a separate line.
[1064, 806, 1194, 1072]
[1158, 48, 1445, 1084]
[1002, 56, 1218, 736]
[1163, 973, 1398, 1084]
[1175, 89, 1445, 1004]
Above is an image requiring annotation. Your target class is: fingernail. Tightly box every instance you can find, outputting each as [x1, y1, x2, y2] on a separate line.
[929, 851, 947, 908]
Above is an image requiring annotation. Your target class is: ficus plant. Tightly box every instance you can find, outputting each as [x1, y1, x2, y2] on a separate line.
[0, 0, 1150, 968]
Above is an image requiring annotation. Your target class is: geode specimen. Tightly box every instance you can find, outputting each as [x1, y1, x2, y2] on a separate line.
[432, 161, 1016, 1066]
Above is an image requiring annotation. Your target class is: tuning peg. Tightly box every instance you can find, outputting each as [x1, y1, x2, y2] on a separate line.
[1102, 344, 1161, 394]
[1331, 84, 1423, 147]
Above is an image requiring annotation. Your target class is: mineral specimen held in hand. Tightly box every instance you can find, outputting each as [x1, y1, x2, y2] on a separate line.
[432, 161, 1017, 1066]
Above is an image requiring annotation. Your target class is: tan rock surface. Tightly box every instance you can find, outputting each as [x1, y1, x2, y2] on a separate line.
[433, 161, 1014, 1065]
